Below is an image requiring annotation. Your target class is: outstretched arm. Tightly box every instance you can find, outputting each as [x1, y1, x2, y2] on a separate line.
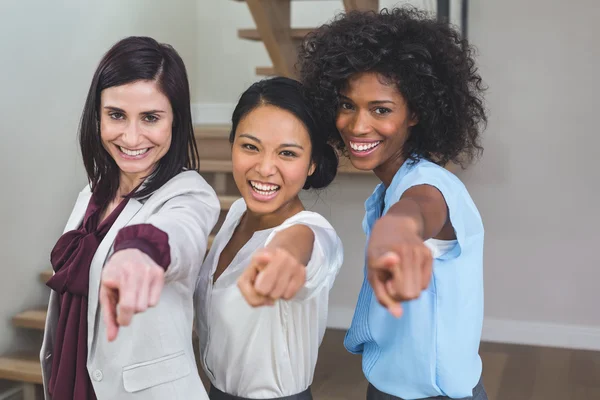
[367, 184, 453, 317]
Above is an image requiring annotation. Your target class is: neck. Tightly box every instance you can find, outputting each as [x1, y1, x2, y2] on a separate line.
[241, 196, 305, 232]
[373, 151, 406, 188]
[117, 172, 145, 199]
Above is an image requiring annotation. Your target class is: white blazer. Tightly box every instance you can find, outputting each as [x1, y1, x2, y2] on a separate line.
[40, 170, 220, 400]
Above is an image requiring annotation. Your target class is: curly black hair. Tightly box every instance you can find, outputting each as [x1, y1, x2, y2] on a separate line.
[298, 7, 487, 167]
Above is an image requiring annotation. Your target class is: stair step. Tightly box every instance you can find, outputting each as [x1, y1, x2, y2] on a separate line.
[0, 354, 42, 384]
[256, 66, 275, 76]
[200, 160, 236, 173]
[238, 28, 313, 41]
[201, 159, 370, 175]
[40, 269, 52, 283]
[194, 124, 230, 139]
[233, 0, 312, 1]
[12, 310, 46, 331]
[219, 196, 239, 210]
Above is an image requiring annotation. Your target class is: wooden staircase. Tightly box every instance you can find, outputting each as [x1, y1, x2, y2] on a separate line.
[234, 0, 380, 78]
[0, 123, 369, 397]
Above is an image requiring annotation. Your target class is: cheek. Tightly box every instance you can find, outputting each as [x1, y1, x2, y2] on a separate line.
[231, 151, 252, 179]
[100, 121, 117, 145]
[335, 114, 349, 133]
[281, 160, 311, 188]
[377, 118, 408, 140]
[148, 123, 172, 146]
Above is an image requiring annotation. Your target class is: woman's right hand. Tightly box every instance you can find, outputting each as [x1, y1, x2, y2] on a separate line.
[99, 248, 165, 341]
[237, 248, 307, 307]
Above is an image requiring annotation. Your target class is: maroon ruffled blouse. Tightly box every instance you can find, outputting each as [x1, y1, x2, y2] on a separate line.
[46, 192, 170, 400]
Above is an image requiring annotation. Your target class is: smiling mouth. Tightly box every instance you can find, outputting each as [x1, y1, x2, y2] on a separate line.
[348, 140, 382, 153]
[249, 180, 280, 195]
[118, 146, 151, 157]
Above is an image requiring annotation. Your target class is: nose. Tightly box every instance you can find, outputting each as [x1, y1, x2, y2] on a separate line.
[348, 110, 372, 136]
[121, 120, 142, 147]
[255, 153, 277, 178]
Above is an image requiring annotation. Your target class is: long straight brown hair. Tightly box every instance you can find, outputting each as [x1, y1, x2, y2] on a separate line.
[79, 36, 199, 205]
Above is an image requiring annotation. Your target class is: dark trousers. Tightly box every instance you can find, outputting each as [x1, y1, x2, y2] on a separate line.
[366, 379, 487, 400]
[209, 385, 313, 400]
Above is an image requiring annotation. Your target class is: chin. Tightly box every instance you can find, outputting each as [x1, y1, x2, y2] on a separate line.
[347, 156, 381, 171]
[115, 161, 153, 175]
[244, 199, 279, 215]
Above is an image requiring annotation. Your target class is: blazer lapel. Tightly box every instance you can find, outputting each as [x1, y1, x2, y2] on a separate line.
[87, 197, 143, 359]
[64, 190, 93, 233]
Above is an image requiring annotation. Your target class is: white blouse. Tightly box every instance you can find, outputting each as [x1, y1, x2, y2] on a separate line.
[194, 199, 343, 398]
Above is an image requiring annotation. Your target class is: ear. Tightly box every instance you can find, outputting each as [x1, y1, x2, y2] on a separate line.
[408, 112, 419, 127]
[308, 161, 316, 177]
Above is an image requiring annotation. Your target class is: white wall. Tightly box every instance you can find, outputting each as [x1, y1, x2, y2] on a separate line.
[464, 0, 600, 348]
[0, 0, 199, 352]
[194, 0, 600, 350]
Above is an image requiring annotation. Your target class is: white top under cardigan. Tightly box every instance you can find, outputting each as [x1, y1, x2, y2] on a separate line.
[194, 199, 343, 398]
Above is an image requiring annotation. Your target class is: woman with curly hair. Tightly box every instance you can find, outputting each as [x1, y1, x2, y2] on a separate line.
[298, 7, 488, 400]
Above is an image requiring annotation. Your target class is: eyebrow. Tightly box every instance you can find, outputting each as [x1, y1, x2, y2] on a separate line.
[238, 133, 305, 150]
[339, 95, 396, 106]
[103, 106, 167, 114]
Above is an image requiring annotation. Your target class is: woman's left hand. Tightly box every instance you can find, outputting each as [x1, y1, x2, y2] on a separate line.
[99, 249, 165, 341]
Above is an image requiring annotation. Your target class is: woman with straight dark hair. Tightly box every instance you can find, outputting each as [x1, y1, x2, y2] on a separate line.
[41, 36, 219, 400]
[195, 77, 343, 400]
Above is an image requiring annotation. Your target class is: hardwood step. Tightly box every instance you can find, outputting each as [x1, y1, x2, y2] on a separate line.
[238, 28, 313, 41]
[0, 354, 42, 384]
[12, 310, 46, 331]
[40, 269, 52, 284]
[195, 125, 232, 162]
[219, 196, 239, 210]
[256, 66, 275, 76]
[194, 124, 230, 139]
[201, 159, 370, 175]
[232, 0, 312, 2]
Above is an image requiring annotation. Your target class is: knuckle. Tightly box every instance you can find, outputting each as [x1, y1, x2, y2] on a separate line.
[249, 299, 262, 307]
[299, 267, 306, 279]
[119, 304, 134, 314]
[135, 304, 147, 313]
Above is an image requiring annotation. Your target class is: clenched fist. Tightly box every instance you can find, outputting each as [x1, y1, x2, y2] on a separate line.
[237, 248, 306, 307]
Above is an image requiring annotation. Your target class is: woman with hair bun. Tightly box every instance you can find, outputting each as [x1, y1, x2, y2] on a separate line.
[195, 76, 344, 400]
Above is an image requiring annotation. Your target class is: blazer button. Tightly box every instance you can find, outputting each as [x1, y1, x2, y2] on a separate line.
[92, 370, 103, 382]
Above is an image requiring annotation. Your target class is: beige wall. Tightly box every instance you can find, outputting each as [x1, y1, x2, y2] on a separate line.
[0, 0, 199, 352]
[465, 0, 600, 344]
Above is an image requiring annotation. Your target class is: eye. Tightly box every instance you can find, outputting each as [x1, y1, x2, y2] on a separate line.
[374, 107, 391, 115]
[339, 101, 354, 111]
[143, 114, 159, 123]
[242, 143, 258, 151]
[280, 150, 297, 158]
[109, 112, 124, 120]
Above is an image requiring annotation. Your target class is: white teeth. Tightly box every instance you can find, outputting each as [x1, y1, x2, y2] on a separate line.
[119, 146, 149, 156]
[350, 141, 380, 152]
[250, 181, 280, 195]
